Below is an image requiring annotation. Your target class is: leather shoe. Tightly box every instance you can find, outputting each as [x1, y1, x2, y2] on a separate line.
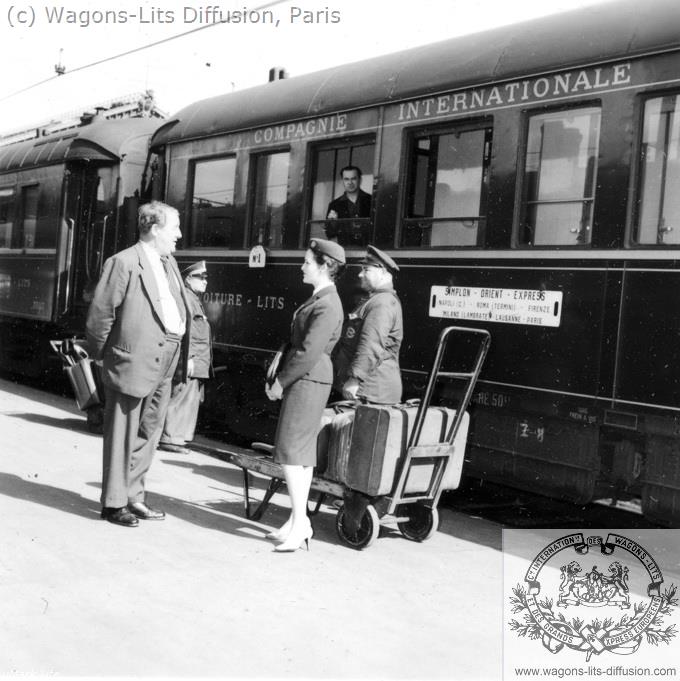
[101, 507, 139, 527]
[158, 442, 190, 454]
[128, 501, 165, 520]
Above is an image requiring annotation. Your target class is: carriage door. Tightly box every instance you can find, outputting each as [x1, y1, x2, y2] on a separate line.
[61, 163, 115, 320]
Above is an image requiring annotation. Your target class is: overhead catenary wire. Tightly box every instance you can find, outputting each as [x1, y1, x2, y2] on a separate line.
[0, 0, 292, 104]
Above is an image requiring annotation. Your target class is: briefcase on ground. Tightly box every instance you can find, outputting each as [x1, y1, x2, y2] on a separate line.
[66, 358, 101, 411]
[345, 404, 470, 496]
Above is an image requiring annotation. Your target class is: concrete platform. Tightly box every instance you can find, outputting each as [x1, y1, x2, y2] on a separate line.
[0, 377, 504, 679]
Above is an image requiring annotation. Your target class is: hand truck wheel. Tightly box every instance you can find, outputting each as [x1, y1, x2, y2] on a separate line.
[396, 503, 439, 542]
[335, 503, 380, 550]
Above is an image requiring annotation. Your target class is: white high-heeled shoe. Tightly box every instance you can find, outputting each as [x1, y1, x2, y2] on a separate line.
[274, 524, 313, 553]
[265, 519, 292, 541]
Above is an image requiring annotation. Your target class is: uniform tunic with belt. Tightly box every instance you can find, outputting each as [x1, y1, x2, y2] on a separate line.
[160, 287, 212, 445]
[274, 285, 344, 467]
[333, 285, 403, 405]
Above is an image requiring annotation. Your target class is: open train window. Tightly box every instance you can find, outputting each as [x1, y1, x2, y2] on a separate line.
[249, 150, 290, 249]
[402, 124, 491, 248]
[307, 140, 374, 247]
[0, 187, 14, 248]
[633, 94, 680, 245]
[189, 156, 239, 248]
[518, 106, 600, 246]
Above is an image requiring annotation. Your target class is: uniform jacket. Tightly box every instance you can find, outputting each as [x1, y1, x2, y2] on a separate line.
[276, 285, 344, 390]
[86, 242, 190, 399]
[184, 287, 212, 379]
[333, 285, 403, 404]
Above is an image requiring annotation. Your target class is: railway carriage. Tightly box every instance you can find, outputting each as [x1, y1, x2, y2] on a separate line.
[0, 115, 162, 378]
[2, 0, 679, 525]
[148, 0, 680, 525]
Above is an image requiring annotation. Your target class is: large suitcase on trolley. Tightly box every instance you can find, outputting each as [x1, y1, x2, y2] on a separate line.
[345, 404, 470, 496]
[316, 403, 356, 479]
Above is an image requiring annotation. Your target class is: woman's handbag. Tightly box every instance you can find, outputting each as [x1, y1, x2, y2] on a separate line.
[266, 343, 290, 387]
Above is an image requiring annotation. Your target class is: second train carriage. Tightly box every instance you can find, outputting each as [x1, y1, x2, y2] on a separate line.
[0, 115, 162, 378]
[148, 0, 680, 524]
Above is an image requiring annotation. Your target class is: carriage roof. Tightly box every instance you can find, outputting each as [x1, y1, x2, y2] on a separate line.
[151, 0, 680, 147]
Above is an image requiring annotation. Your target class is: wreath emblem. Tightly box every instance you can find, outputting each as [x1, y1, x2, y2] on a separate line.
[508, 533, 677, 660]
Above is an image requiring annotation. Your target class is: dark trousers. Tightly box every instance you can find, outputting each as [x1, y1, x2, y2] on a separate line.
[101, 340, 180, 508]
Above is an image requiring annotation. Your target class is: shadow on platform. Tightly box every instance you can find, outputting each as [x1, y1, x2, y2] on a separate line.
[161, 458, 250, 489]
[5, 411, 94, 435]
[140, 490, 279, 543]
[160, 456, 503, 550]
[0, 472, 100, 520]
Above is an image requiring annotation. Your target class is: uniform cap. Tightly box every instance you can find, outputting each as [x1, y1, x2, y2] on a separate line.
[182, 260, 207, 276]
[309, 238, 346, 264]
[360, 245, 399, 273]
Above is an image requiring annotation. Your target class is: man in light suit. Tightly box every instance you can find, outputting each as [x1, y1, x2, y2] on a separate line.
[86, 201, 189, 527]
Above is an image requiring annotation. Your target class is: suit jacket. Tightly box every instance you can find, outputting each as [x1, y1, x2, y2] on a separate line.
[276, 285, 344, 390]
[86, 242, 190, 399]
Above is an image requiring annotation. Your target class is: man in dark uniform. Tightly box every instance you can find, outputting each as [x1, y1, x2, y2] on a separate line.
[159, 260, 213, 455]
[325, 165, 372, 246]
[86, 201, 189, 527]
[333, 245, 403, 405]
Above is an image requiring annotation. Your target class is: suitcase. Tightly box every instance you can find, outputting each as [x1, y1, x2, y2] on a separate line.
[316, 403, 356, 479]
[345, 404, 470, 496]
[65, 358, 101, 411]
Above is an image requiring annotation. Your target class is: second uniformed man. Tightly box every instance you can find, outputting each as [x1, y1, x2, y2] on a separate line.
[158, 260, 213, 454]
[333, 245, 403, 404]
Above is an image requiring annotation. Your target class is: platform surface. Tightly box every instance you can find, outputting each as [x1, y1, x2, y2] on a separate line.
[0, 376, 506, 679]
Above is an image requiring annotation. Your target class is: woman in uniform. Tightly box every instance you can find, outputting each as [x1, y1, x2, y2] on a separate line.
[265, 239, 345, 552]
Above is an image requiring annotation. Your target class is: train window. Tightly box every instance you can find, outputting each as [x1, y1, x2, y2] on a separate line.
[19, 185, 39, 249]
[145, 153, 165, 203]
[249, 150, 290, 248]
[402, 126, 491, 248]
[190, 156, 239, 248]
[308, 142, 374, 247]
[519, 107, 600, 246]
[0, 188, 14, 248]
[633, 95, 680, 245]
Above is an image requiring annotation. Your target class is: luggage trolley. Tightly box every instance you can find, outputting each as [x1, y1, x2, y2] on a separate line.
[199, 325, 489, 550]
[333, 325, 490, 549]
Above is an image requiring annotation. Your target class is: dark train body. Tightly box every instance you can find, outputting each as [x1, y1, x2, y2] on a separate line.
[0, 115, 161, 377]
[146, 0, 680, 525]
[3, 0, 680, 525]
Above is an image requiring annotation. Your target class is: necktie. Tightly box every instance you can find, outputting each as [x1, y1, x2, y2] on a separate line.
[161, 256, 186, 323]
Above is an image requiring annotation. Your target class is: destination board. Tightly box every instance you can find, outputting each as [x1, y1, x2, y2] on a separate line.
[429, 286, 563, 327]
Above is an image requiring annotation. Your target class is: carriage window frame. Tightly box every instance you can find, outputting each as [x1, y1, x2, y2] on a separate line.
[400, 119, 492, 249]
[306, 135, 376, 247]
[187, 154, 239, 249]
[631, 91, 680, 247]
[0, 185, 15, 250]
[247, 147, 291, 249]
[18, 183, 40, 250]
[516, 103, 601, 248]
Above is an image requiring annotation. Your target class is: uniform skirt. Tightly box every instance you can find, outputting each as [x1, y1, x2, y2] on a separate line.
[274, 378, 331, 467]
